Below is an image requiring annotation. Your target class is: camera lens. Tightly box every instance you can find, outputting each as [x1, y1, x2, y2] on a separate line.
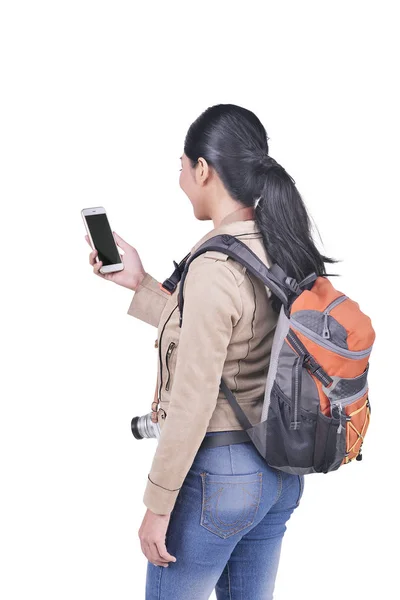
[131, 417, 143, 439]
[131, 412, 161, 440]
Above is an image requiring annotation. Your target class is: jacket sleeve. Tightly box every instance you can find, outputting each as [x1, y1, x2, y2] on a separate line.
[127, 272, 170, 328]
[143, 259, 243, 515]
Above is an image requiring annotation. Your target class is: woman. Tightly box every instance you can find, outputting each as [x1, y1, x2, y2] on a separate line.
[86, 104, 337, 599]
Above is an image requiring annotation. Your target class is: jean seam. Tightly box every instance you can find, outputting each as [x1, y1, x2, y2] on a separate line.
[200, 472, 206, 525]
[251, 473, 263, 528]
[227, 560, 232, 600]
[273, 471, 283, 504]
[157, 559, 163, 599]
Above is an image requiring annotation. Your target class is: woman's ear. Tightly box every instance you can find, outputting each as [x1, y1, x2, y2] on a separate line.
[195, 156, 210, 185]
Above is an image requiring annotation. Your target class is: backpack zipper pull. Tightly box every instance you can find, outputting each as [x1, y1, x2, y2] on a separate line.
[322, 312, 330, 339]
[322, 294, 347, 339]
[336, 402, 343, 434]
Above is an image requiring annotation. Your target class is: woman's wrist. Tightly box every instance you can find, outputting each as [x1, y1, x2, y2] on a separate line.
[131, 270, 146, 292]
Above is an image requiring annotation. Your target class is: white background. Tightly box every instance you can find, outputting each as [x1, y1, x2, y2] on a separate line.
[1, 1, 398, 598]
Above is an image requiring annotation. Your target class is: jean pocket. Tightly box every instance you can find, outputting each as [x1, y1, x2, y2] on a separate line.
[200, 471, 263, 539]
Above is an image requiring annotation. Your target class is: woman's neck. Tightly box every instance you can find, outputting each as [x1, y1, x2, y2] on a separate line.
[216, 205, 255, 228]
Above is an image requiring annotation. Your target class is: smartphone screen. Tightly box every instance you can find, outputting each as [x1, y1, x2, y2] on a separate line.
[85, 213, 121, 266]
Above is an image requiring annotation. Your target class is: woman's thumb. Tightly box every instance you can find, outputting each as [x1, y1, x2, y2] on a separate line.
[113, 231, 129, 250]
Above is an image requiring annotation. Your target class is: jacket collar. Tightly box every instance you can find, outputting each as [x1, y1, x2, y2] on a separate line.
[190, 205, 260, 255]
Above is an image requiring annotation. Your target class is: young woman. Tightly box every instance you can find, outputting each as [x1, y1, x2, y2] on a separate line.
[86, 104, 337, 599]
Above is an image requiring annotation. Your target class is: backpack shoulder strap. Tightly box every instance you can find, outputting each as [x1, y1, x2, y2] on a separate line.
[161, 233, 318, 431]
[177, 234, 296, 327]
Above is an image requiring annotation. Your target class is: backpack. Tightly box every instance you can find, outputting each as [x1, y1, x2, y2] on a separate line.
[161, 234, 375, 474]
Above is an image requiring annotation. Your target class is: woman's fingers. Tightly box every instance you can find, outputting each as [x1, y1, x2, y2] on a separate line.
[89, 249, 105, 277]
[85, 235, 99, 268]
[141, 541, 169, 568]
[86, 233, 123, 263]
[85, 234, 124, 282]
[155, 540, 177, 564]
[149, 542, 170, 567]
[112, 231, 130, 251]
[89, 248, 97, 265]
[93, 258, 104, 277]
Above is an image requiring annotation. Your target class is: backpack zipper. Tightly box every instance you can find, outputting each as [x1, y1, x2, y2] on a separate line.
[290, 318, 372, 359]
[322, 295, 348, 339]
[165, 342, 177, 390]
[332, 402, 345, 434]
[330, 381, 369, 433]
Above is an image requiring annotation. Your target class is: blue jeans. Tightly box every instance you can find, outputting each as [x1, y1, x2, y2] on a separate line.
[145, 431, 304, 599]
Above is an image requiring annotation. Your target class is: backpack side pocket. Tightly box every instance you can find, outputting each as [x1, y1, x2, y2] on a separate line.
[313, 409, 347, 473]
[266, 381, 317, 470]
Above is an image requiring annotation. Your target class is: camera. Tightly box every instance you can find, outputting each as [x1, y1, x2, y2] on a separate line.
[131, 412, 161, 440]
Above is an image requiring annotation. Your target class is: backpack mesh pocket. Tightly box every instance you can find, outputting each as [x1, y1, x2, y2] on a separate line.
[266, 381, 317, 469]
[313, 409, 347, 473]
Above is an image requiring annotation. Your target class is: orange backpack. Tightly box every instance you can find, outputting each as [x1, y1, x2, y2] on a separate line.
[175, 234, 376, 474]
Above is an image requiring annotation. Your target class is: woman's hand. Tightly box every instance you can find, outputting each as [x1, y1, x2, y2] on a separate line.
[85, 231, 145, 291]
[138, 508, 177, 567]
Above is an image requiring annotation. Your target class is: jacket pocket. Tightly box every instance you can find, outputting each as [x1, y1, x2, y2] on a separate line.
[158, 400, 168, 421]
[200, 471, 262, 539]
[164, 341, 178, 391]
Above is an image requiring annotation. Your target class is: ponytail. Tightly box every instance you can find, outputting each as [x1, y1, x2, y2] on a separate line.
[253, 155, 339, 282]
[183, 103, 340, 312]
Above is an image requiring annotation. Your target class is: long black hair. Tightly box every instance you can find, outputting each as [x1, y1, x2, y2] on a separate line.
[183, 104, 339, 298]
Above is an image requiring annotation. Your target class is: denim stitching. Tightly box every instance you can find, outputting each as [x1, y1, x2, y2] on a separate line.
[201, 473, 261, 537]
[227, 560, 232, 600]
[252, 472, 263, 523]
[200, 472, 206, 524]
[202, 479, 260, 484]
[200, 472, 262, 538]
[213, 479, 262, 529]
[213, 488, 246, 528]
[209, 495, 246, 531]
[157, 559, 163, 599]
[273, 471, 283, 504]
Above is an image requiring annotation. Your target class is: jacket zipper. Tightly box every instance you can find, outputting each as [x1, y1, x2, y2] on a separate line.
[158, 304, 179, 401]
[165, 342, 177, 390]
[289, 318, 372, 359]
[322, 295, 348, 339]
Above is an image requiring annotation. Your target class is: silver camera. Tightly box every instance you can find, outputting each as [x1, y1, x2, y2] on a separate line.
[131, 412, 161, 440]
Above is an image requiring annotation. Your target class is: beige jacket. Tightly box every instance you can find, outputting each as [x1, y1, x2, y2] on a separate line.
[127, 206, 278, 514]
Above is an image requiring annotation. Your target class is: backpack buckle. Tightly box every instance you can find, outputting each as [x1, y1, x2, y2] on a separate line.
[285, 276, 302, 296]
[160, 254, 190, 295]
[304, 354, 333, 387]
[303, 354, 319, 373]
[159, 281, 173, 294]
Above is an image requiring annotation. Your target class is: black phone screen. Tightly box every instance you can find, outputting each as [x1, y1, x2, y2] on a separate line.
[85, 213, 121, 266]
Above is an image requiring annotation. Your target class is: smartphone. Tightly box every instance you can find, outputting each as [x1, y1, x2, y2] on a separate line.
[81, 206, 124, 274]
